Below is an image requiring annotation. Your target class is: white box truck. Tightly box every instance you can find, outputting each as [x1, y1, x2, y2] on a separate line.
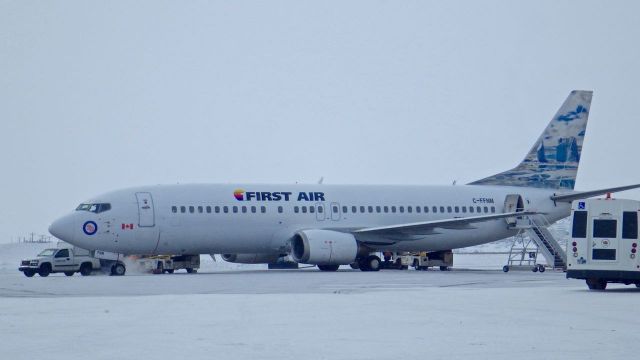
[566, 197, 640, 290]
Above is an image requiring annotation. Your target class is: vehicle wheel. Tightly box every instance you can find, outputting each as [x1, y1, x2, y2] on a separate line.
[80, 263, 92, 276]
[349, 262, 360, 270]
[401, 265, 408, 270]
[64, 271, 75, 276]
[38, 263, 51, 277]
[532, 266, 538, 273]
[318, 265, 340, 272]
[586, 278, 607, 290]
[538, 265, 546, 273]
[111, 263, 126, 276]
[186, 268, 194, 273]
[502, 265, 509, 273]
[440, 266, 449, 271]
[166, 269, 174, 274]
[365, 255, 381, 272]
[412, 259, 419, 269]
[636, 283, 640, 288]
[23, 270, 35, 277]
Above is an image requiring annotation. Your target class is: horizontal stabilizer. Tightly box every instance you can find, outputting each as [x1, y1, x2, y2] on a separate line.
[551, 183, 640, 202]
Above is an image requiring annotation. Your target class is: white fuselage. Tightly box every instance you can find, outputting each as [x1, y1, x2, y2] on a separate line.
[49, 183, 570, 256]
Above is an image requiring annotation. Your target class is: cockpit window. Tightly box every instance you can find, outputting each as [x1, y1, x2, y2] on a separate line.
[76, 203, 111, 213]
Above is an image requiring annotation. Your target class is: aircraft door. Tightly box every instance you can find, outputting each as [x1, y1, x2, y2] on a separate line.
[503, 194, 525, 226]
[136, 192, 155, 227]
[315, 202, 325, 221]
[589, 215, 619, 262]
[330, 202, 341, 221]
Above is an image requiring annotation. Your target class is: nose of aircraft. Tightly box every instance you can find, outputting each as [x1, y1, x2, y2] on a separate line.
[48, 214, 76, 242]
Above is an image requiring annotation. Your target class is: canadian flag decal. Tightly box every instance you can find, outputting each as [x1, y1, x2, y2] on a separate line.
[121, 223, 134, 230]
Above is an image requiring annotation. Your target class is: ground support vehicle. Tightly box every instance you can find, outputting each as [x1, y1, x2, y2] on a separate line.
[135, 255, 200, 274]
[566, 197, 640, 290]
[381, 252, 411, 270]
[19, 245, 101, 277]
[410, 250, 453, 271]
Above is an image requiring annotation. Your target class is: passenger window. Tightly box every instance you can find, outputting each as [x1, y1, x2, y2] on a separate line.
[302, 206, 307, 213]
[206, 206, 211, 213]
[477, 206, 482, 213]
[433, 206, 438, 213]
[232, 206, 238, 213]
[424, 206, 429, 213]
[180, 206, 186, 213]
[572, 211, 587, 238]
[55, 249, 69, 258]
[447, 206, 452, 213]
[360, 206, 365, 213]
[334, 206, 340, 213]
[384, 206, 389, 213]
[294, 206, 299, 213]
[352, 206, 357, 213]
[198, 206, 203, 213]
[376, 206, 381, 213]
[172, 206, 177, 213]
[391, 206, 396, 213]
[260, 206, 266, 213]
[491, 206, 496, 213]
[318, 206, 323, 213]
[368, 206, 373, 213]
[278, 206, 283, 213]
[309, 206, 315, 213]
[623, 212, 638, 239]
[416, 206, 421, 213]
[462, 206, 466, 213]
[343, 206, 348, 213]
[241, 206, 247, 213]
[223, 206, 229, 213]
[483, 206, 488, 213]
[251, 206, 256, 213]
[440, 206, 445, 213]
[189, 206, 194, 213]
[469, 206, 474, 213]
[215, 206, 220, 213]
[407, 206, 412, 213]
[454, 206, 459, 213]
[399, 206, 404, 213]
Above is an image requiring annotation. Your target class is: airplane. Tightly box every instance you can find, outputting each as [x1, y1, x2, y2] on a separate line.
[48, 90, 640, 275]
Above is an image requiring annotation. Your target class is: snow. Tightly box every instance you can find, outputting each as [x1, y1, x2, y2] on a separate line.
[2, 220, 638, 359]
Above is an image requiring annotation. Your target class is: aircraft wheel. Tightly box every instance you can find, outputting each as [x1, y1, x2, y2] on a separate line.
[532, 266, 539, 273]
[364, 255, 381, 272]
[440, 266, 449, 271]
[165, 269, 174, 274]
[502, 266, 509, 273]
[318, 265, 340, 272]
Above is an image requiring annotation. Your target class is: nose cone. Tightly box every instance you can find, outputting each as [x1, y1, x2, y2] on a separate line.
[49, 214, 76, 243]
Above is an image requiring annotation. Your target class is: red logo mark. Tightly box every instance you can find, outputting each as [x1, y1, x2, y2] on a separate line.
[121, 223, 134, 230]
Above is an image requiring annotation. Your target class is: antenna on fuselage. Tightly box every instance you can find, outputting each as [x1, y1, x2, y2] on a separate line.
[318, 176, 324, 185]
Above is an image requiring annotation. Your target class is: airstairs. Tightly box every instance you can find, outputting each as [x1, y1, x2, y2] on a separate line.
[507, 215, 567, 271]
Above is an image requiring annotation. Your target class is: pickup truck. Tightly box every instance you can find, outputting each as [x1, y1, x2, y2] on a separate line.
[19, 247, 102, 277]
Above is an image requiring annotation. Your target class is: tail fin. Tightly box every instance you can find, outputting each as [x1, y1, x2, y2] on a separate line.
[470, 90, 593, 190]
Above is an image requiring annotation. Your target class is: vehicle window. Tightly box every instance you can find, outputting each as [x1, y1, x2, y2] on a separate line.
[623, 211, 638, 239]
[55, 249, 69, 258]
[593, 219, 617, 238]
[571, 211, 588, 238]
[38, 249, 56, 256]
[171, 206, 177, 213]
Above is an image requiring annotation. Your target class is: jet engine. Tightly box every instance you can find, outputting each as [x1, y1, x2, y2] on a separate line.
[291, 229, 358, 265]
[221, 253, 281, 264]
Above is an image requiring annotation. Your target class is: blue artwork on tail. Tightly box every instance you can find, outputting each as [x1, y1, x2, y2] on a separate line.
[470, 90, 593, 190]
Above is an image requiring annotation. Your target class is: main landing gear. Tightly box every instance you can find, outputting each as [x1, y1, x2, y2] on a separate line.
[358, 255, 382, 272]
[110, 262, 126, 276]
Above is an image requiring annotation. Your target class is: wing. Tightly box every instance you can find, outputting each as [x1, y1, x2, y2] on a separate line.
[354, 211, 538, 239]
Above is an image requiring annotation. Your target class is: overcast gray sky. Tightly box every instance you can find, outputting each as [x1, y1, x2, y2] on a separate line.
[1, 1, 639, 242]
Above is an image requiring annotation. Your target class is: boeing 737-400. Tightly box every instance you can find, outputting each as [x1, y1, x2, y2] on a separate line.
[48, 91, 640, 275]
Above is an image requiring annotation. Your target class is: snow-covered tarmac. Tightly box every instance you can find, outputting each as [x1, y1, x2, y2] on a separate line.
[1, 244, 638, 359]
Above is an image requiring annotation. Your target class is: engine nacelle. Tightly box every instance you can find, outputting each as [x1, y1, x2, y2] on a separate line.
[291, 229, 358, 265]
[221, 253, 281, 264]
